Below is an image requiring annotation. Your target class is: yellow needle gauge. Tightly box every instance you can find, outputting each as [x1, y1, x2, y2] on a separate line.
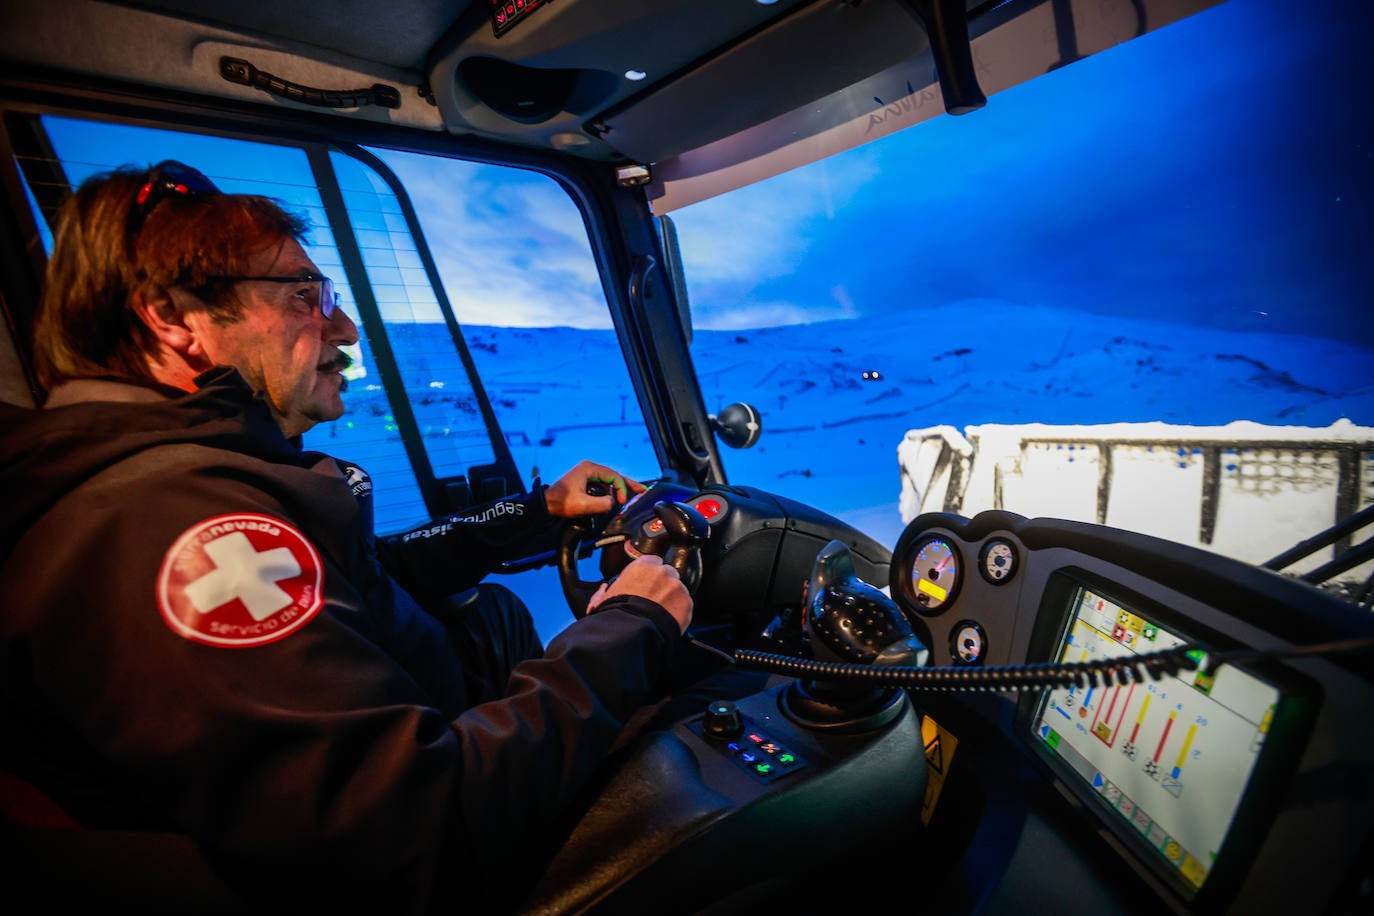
[910, 536, 961, 613]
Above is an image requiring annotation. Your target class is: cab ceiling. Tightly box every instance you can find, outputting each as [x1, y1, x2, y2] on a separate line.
[0, 0, 983, 164]
[102, 0, 463, 70]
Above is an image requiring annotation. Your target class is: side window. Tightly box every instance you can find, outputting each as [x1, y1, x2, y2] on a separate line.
[321, 150, 508, 526]
[368, 149, 656, 491]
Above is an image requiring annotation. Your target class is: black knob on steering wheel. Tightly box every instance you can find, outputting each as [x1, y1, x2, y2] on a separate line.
[648, 501, 710, 594]
[558, 488, 710, 619]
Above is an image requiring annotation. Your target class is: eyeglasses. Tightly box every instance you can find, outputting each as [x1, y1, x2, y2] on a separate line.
[209, 274, 341, 319]
[127, 160, 220, 237]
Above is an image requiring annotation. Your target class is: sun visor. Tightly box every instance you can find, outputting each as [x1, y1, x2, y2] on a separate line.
[586, 0, 936, 166]
[647, 0, 1224, 214]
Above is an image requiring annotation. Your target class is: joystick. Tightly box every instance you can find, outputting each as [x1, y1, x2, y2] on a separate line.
[626, 500, 710, 593]
[782, 540, 928, 731]
[561, 486, 710, 616]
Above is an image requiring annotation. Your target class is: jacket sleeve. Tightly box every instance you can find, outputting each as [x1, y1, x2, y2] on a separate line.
[4, 451, 681, 914]
[333, 454, 560, 601]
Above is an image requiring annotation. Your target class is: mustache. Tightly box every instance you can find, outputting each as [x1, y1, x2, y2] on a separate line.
[318, 351, 354, 373]
[319, 351, 354, 392]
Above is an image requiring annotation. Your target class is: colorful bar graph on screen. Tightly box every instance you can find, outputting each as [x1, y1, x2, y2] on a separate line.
[1172, 723, 1198, 779]
[1154, 710, 1177, 764]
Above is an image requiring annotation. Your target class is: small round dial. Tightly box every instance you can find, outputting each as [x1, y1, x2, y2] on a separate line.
[909, 536, 961, 613]
[950, 621, 988, 666]
[979, 538, 1018, 585]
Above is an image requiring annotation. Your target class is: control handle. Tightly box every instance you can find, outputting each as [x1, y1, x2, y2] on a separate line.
[628, 501, 710, 594]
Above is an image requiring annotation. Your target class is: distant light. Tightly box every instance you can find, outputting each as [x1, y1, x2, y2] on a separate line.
[756, 0, 780, 5]
[625, 69, 647, 81]
[429, 381, 445, 389]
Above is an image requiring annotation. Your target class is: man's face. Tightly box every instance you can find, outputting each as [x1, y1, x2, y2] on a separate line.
[189, 237, 359, 438]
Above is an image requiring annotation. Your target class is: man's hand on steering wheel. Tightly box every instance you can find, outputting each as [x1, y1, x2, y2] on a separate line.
[544, 460, 645, 518]
[587, 554, 693, 634]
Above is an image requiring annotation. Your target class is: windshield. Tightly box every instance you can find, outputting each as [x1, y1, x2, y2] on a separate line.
[667, 0, 1373, 589]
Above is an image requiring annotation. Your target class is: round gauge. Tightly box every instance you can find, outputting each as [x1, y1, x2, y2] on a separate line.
[950, 620, 988, 666]
[908, 536, 962, 614]
[979, 538, 1018, 585]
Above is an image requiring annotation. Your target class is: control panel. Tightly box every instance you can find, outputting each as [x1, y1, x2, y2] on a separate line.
[690, 699, 808, 782]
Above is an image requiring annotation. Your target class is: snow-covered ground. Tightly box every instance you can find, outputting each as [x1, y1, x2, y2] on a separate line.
[689, 301, 1374, 548]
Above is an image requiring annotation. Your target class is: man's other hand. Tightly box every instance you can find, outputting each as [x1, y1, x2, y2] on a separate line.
[586, 555, 692, 634]
[544, 460, 645, 518]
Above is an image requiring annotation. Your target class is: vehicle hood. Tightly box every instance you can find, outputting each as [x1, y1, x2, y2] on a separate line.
[0, 367, 300, 560]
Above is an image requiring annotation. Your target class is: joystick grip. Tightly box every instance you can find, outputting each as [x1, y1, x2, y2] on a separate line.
[805, 540, 928, 667]
[657, 502, 708, 594]
[625, 501, 709, 594]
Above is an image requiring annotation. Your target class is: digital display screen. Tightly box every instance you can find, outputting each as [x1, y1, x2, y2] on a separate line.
[1032, 587, 1279, 894]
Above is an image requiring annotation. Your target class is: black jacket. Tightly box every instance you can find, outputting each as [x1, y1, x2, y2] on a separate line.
[0, 368, 681, 912]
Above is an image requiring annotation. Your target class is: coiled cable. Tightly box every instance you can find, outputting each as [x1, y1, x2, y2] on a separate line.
[733, 645, 1200, 692]
[735, 636, 1374, 692]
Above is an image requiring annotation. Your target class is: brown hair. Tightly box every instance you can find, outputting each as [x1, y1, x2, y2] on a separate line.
[32, 165, 311, 392]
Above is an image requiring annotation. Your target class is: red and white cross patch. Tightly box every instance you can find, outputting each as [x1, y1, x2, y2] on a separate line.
[157, 513, 324, 647]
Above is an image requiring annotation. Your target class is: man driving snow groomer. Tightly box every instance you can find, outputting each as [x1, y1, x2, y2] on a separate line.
[0, 160, 707, 912]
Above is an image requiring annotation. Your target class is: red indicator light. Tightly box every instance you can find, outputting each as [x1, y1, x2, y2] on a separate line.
[496, 11, 506, 21]
[696, 498, 722, 519]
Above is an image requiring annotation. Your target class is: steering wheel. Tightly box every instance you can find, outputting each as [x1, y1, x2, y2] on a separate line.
[558, 481, 710, 618]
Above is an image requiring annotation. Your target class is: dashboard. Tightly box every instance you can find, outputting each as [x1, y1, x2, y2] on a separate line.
[886, 509, 1374, 914]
